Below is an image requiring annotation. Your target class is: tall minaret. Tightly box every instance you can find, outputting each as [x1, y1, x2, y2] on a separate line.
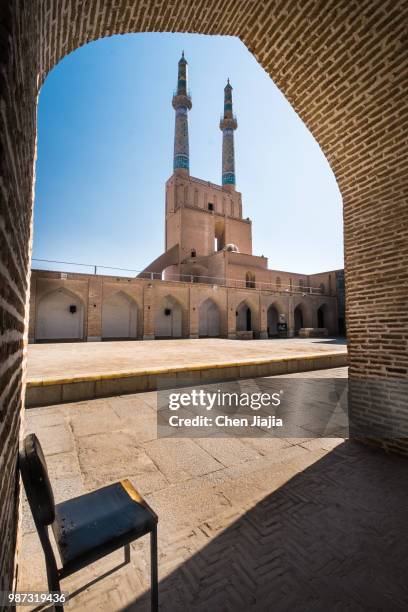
[220, 79, 238, 191]
[172, 52, 192, 176]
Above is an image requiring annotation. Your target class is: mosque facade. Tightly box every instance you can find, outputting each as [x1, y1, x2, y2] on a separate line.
[29, 54, 343, 343]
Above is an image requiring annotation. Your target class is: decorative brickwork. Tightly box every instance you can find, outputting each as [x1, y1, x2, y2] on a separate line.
[1, 0, 407, 593]
[28, 270, 340, 341]
[220, 80, 238, 188]
[172, 52, 192, 174]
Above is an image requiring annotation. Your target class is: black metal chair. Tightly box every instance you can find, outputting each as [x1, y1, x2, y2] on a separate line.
[19, 433, 158, 611]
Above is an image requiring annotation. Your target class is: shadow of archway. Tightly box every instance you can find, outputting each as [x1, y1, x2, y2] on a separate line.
[124, 441, 408, 611]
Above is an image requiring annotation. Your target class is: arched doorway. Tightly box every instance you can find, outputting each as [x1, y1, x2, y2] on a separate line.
[1, 1, 407, 599]
[236, 302, 252, 332]
[102, 292, 137, 339]
[36, 288, 84, 341]
[198, 299, 220, 337]
[317, 304, 328, 330]
[155, 295, 183, 338]
[294, 305, 304, 335]
[267, 305, 279, 337]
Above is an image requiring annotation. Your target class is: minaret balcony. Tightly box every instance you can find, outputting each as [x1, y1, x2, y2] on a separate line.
[172, 92, 192, 110]
[220, 115, 238, 130]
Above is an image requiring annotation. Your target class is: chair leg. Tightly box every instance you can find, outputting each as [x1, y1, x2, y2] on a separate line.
[150, 526, 158, 612]
[46, 562, 63, 612]
[124, 542, 131, 564]
[39, 527, 63, 612]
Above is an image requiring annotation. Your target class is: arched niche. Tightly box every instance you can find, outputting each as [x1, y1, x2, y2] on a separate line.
[198, 298, 220, 337]
[102, 291, 138, 339]
[36, 287, 84, 341]
[155, 295, 183, 338]
[236, 301, 252, 332]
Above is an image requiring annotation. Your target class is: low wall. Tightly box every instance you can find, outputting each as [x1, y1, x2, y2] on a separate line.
[26, 351, 348, 408]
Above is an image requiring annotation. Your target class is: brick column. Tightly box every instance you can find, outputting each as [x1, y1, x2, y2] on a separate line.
[227, 289, 236, 339]
[259, 293, 268, 339]
[189, 286, 199, 338]
[87, 276, 102, 341]
[288, 296, 295, 338]
[311, 303, 318, 328]
[143, 283, 155, 340]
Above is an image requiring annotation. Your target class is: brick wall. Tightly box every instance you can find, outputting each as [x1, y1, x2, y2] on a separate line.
[0, 0, 38, 595]
[1, 0, 407, 592]
[28, 269, 339, 340]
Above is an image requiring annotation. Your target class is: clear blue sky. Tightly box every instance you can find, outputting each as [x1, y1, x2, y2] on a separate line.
[33, 33, 343, 275]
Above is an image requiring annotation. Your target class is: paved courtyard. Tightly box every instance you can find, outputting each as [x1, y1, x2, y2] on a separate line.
[27, 337, 347, 381]
[18, 367, 408, 611]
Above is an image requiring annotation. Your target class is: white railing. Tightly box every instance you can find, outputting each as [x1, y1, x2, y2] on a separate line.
[31, 258, 331, 296]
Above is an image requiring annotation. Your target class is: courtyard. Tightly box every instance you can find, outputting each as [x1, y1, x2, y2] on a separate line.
[25, 338, 348, 407]
[27, 338, 347, 381]
[18, 367, 408, 611]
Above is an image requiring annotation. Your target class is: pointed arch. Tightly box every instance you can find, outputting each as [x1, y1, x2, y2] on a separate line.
[267, 304, 280, 337]
[317, 302, 329, 329]
[236, 300, 253, 332]
[294, 303, 306, 335]
[36, 287, 84, 341]
[102, 290, 138, 339]
[198, 298, 220, 337]
[155, 294, 183, 338]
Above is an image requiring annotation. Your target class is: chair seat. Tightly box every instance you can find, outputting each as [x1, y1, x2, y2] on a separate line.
[52, 479, 157, 569]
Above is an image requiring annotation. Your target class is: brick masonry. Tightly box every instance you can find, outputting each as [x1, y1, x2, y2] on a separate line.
[28, 269, 340, 340]
[0, 0, 407, 594]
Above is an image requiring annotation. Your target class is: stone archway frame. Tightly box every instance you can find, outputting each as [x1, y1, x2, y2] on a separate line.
[14, 3, 407, 385]
[1, 1, 408, 594]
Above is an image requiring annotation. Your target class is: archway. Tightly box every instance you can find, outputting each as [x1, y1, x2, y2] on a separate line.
[236, 301, 252, 332]
[294, 305, 304, 335]
[267, 305, 279, 337]
[198, 298, 220, 337]
[1, 2, 407, 597]
[317, 304, 328, 329]
[102, 292, 137, 339]
[36, 288, 84, 341]
[155, 295, 183, 338]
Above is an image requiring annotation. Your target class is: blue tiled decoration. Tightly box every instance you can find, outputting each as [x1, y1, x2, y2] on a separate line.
[174, 154, 189, 170]
[222, 172, 236, 185]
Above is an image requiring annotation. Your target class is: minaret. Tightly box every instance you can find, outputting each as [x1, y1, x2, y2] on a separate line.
[172, 52, 192, 176]
[220, 78, 238, 191]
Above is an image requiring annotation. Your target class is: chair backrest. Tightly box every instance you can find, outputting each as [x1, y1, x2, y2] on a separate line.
[19, 433, 55, 526]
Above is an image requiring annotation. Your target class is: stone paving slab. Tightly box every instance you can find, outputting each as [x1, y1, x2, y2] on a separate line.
[26, 338, 347, 407]
[18, 366, 408, 611]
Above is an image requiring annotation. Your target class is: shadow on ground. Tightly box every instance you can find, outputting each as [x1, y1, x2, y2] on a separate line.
[124, 441, 408, 612]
